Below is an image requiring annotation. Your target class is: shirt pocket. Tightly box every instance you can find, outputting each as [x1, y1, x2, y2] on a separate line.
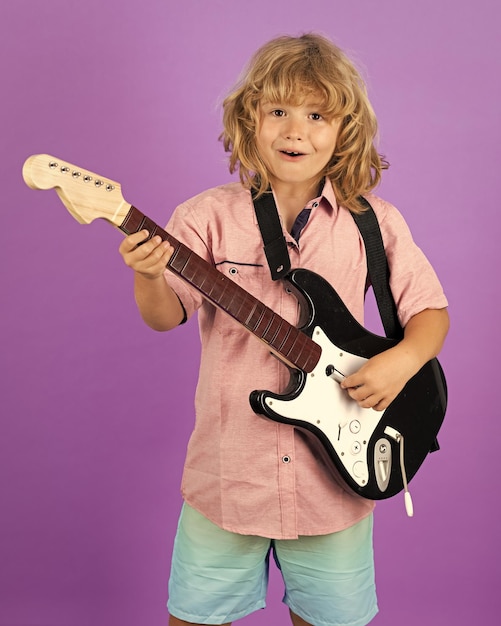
[212, 261, 266, 336]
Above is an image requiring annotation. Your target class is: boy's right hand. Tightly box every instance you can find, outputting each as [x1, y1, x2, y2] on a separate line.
[119, 229, 175, 279]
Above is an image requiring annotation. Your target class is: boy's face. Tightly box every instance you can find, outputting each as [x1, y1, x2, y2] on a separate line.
[256, 98, 341, 193]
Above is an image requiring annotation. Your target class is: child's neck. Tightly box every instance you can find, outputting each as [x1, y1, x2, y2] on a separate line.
[272, 180, 320, 233]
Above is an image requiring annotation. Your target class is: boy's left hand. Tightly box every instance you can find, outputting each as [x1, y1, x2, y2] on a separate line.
[341, 307, 449, 412]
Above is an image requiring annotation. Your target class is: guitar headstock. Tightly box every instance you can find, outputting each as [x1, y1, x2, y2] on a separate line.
[22, 154, 131, 228]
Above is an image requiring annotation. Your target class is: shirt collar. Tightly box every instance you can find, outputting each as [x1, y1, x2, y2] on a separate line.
[314, 177, 339, 214]
[249, 178, 339, 226]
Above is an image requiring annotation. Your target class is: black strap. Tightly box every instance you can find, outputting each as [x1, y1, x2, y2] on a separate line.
[352, 197, 403, 340]
[251, 189, 291, 280]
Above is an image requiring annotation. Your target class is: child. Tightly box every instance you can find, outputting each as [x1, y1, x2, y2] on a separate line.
[119, 33, 449, 626]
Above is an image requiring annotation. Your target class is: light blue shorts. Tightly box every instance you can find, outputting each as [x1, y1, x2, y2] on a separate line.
[168, 504, 377, 626]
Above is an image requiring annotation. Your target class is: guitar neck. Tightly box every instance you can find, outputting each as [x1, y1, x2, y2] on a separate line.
[120, 206, 320, 373]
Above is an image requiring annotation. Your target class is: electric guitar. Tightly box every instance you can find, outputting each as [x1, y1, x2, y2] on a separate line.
[22, 154, 447, 512]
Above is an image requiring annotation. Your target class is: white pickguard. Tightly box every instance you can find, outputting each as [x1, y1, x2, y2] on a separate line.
[265, 326, 385, 487]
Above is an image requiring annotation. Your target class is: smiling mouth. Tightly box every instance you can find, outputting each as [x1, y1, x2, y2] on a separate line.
[280, 150, 305, 157]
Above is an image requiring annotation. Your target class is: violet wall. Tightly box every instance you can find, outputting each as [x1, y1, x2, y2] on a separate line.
[1, 1, 499, 624]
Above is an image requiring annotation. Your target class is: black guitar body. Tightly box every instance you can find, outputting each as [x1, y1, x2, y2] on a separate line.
[250, 268, 447, 500]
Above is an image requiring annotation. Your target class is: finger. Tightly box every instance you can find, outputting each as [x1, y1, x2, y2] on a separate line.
[358, 394, 388, 411]
[137, 234, 163, 256]
[119, 229, 151, 254]
[343, 383, 367, 402]
[343, 384, 377, 407]
[144, 238, 174, 263]
[340, 373, 361, 390]
[135, 241, 175, 277]
[131, 236, 172, 267]
[357, 394, 373, 409]
[372, 400, 387, 412]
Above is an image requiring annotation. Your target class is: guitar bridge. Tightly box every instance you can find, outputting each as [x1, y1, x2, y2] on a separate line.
[374, 438, 392, 492]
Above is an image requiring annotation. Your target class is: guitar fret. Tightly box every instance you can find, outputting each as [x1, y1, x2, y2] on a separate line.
[120, 206, 144, 234]
[303, 348, 321, 372]
[193, 266, 213, 295]
[297, 337, 321, 372]
[207, 273, 229, 303]
[179, 256, 241, 317]
[213, 278, 242, 317]
[261, 314, 283, 345]
[169, 245, 193, 275]
[284, 335, 302, 361]
[218, 285, 251, 324]
[286, 337, 308, 366]
[245, 302, 267, 332]
[177, 253, 205, 284]
[271, 323, 293, 353]
[278, 326, 300, 357]
[141, 216, 160, 239]
[253, 310, 274, 339]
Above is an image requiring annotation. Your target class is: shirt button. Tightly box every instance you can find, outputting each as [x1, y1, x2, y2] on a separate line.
[282, 455, 291, 464]
[229, 267, 238, 275]
[312, 201, 319, 208]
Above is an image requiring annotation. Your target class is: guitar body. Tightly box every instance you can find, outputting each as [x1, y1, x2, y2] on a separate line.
[250, 268, 447, 500]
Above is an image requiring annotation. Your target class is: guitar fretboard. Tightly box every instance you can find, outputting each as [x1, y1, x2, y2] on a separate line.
[120, 206, 321, 372]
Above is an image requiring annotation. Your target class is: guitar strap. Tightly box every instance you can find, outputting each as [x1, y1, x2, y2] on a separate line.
[352, 197, 403, 341]
[251, 188, 291, 281]
[251, 189, 440, 452]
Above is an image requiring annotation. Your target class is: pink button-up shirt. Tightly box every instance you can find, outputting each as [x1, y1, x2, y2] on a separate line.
[163, 180, 448, 539]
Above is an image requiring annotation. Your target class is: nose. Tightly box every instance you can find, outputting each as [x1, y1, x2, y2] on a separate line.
[283, 116, 304, 141]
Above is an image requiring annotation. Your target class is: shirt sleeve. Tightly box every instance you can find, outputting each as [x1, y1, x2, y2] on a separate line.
[369, 195, 448, 328]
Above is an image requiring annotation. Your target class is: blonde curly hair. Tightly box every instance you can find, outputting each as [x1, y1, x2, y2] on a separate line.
[220, 33, 388, 212]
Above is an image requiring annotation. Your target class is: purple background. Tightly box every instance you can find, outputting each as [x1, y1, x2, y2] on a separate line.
[1, 1, 499, 624]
